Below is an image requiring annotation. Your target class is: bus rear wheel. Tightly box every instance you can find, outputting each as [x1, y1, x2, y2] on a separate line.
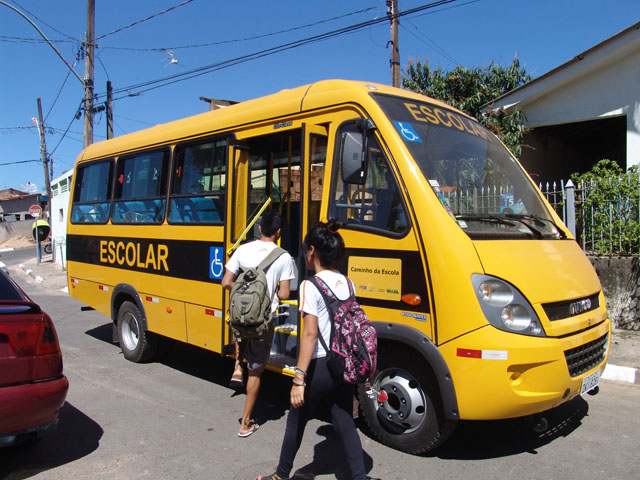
[358, 347, 457, 454]
[117, 301, 157, 363]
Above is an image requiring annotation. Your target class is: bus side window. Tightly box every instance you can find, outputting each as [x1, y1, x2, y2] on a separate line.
[70, 160, 113, 224]
[329, 123, 409, 234]
[112, 150, 169, 224]
[169, 139, 226, 224]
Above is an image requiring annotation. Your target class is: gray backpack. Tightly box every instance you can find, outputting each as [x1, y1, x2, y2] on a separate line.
[229, 247, 286, 340]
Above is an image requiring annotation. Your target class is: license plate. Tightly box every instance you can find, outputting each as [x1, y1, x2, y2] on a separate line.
[580, 369, 600, 395]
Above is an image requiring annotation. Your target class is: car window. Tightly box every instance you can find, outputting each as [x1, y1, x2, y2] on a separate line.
[0, 272, 24, 301]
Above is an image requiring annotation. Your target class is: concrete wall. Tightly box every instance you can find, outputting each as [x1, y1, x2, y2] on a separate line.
[590, 256, 640, 331]
[0, 220, 34, 244]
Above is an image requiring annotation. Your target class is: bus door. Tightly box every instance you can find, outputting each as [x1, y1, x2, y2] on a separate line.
[225, 128, 304, 371]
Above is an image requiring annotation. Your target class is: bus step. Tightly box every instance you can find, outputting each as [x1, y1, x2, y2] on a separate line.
[274, 324, 297, 336]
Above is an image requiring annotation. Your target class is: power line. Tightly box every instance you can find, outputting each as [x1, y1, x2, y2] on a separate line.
[9, 0, 79, 41]
[98, 0, 462, 101]
[0, 159, 40, 166]
[401, 21, 461, 65]
[96, 0, 197, 40]
[0, 1, 84, 85]
[97, 6, 381, 52]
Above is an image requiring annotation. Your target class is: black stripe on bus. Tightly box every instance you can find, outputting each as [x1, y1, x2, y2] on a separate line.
[66, 234, 224, 283]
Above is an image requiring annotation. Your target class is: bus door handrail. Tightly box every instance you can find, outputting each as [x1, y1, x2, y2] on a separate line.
[227, 196, 272, 255]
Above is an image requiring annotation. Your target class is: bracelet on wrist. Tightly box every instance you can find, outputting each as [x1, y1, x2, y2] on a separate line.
[292, 380, 306, 387]
[294, 367, 307, 377]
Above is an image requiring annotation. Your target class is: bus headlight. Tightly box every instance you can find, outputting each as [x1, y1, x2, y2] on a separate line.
[472, 274, 545, 337]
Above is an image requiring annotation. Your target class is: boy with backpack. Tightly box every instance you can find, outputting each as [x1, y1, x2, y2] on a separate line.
[222, 209, 295, 437]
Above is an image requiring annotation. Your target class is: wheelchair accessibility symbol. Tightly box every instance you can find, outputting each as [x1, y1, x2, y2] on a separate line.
[393, 121, 422, 143]
[209, 246, 224, 279]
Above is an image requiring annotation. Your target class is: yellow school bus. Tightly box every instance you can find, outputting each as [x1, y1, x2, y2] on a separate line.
[67, 79, 610, 454]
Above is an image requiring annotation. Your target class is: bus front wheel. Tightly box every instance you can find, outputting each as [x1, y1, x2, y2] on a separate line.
[117, 301, 157, 363]
[358, 347, 457, 454]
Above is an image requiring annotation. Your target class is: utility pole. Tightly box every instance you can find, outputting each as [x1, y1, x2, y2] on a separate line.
[106, 80, 114, 139]
[83, 0, 95, 148]
[387, 0, 400, 87]
[35, 98, 53, 224]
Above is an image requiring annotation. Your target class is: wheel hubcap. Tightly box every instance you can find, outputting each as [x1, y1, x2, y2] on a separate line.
[121, 312, 140, 351]
[373, 368, 427, 433]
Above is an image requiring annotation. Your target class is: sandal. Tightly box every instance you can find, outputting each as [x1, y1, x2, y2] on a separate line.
[238, 418, 260, 437]
[256, 474, 287, 480]
[229, 372, 244, 389]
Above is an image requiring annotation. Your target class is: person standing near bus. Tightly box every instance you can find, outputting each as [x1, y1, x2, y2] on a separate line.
[222, 209, 295, 437]
[258, 220, 369, 480]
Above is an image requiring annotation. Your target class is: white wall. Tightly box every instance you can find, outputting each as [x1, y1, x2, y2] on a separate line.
[516, 48, 640, 167]
[50, 169, 73, 266]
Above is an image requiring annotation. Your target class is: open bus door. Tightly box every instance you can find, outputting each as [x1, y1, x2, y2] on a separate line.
[224, 128, 305, 373]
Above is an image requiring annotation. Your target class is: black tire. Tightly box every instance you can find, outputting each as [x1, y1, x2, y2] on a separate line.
[43, 243, 52, 254]
[358, 345, 457, 454]
[117, 301, 157, 363]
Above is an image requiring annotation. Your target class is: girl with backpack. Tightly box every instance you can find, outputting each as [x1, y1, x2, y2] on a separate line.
[258, 220, 373, 480]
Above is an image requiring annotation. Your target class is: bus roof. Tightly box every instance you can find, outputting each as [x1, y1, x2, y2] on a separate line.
[77, 79, 461, 161]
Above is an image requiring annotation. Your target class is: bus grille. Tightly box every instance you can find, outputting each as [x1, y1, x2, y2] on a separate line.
[543, 293, 600, 321]
[564, 333, 608, 377]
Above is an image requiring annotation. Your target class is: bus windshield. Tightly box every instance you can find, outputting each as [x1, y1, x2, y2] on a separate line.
[372, 93, 564, 240]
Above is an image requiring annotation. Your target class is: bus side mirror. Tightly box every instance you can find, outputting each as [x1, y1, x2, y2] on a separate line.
[340, 119, 375, 185]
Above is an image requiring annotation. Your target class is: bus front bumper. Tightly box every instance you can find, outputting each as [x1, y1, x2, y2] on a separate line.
[439, 319, 611, 420]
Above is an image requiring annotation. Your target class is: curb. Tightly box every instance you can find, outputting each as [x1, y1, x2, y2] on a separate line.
[602, 364, 638, 384]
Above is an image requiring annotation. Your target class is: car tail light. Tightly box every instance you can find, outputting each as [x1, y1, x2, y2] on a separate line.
[0, 307, 63, 381]
[2, 321, 41, 357]
[36, 315, 61, 356]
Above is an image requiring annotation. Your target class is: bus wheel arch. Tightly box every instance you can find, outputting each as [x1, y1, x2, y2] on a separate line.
[357, 323, 459, 454]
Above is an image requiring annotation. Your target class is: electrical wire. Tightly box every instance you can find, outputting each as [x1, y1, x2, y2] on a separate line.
[98, 6, 381, 52]
[0, 159, 40, 166]
[99, 0, 462, 101]
[401, 21, 461, 65]
[96, 0, 197, 40]
[48, 101, 84, 156]
[9, 0, 79, 41]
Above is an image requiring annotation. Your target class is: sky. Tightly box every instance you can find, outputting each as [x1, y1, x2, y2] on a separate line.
[0, 0, 637, 192]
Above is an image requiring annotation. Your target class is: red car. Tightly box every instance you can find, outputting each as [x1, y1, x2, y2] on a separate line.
[0, 268, 68, 447]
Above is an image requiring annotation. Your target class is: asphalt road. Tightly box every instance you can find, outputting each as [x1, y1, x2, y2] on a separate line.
[1, 257, 640, 479]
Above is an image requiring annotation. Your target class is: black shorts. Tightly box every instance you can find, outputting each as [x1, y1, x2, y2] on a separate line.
[239, 322, 274, 373]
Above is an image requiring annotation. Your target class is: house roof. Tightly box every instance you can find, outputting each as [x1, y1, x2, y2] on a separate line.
[482, 21, 640, 113]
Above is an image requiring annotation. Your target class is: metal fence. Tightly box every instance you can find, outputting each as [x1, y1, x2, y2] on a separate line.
[539, 176, 640, 256]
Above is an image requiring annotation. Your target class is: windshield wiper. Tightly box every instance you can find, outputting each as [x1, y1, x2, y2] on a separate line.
[455, 215, 518, 227]
[456, 214, 545, 238]
[504, 214, 567, 239]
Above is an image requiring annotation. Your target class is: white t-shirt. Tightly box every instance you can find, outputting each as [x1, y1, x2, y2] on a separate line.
[300, 270, 353, 359]
[225, 240, 295, 313]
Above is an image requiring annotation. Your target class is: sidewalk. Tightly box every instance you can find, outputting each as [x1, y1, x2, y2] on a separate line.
[9, 254, 640, 385]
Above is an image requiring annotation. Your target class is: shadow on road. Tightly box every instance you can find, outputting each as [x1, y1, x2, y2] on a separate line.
[84, 322, 292, 425]
[0, 402, 103, 480]
[291, 424, 376, 480]
[84, 322, 591, 461]
[431, 394, 590, 459]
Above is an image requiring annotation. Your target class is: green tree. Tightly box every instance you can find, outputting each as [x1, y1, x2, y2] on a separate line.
[402, 58, 532, 156]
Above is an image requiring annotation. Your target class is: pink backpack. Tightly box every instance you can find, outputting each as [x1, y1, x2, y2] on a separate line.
[312, 275, 378, 385]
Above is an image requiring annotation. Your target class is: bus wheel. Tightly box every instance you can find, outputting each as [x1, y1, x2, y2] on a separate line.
[358, 347, 457, 454]
[117, 301, 157, 363]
